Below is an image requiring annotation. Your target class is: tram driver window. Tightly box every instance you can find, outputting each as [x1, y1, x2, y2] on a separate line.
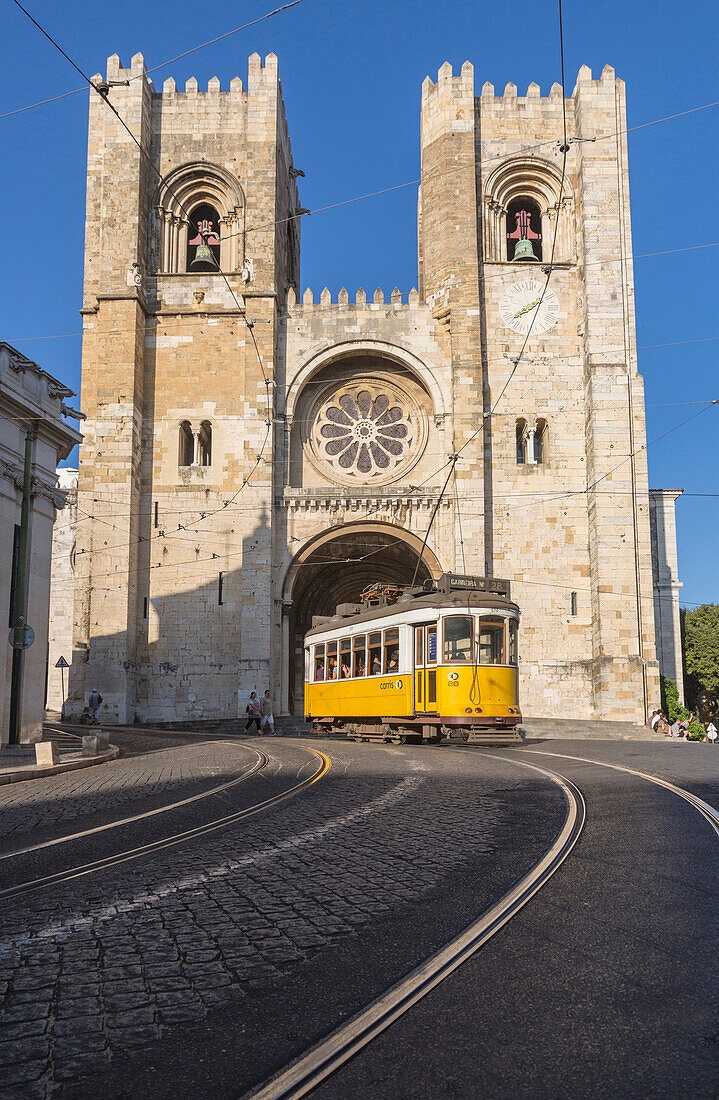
[383, 628, 399, 674]
[314, 644, 325, 681]
[340, 638, 352, 678]
[326, 641, 338, 679]
[443, 616, 474, 662]
[509, 620, 518, 665]
[353, 635, 366, 677]
[368, 632, 382, 675]
[479, 621, 505, 665]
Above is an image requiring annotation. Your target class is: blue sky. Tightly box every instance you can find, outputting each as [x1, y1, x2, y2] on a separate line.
[2, 0, 717, 606]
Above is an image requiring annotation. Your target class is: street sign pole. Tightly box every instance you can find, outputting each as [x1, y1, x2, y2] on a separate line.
[8, 424, 36, 746]
[55, 656, 69, 719]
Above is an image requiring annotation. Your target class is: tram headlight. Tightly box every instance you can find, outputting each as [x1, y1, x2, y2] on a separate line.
[475, 707, 482, 713]
[465, 707, 473, 714]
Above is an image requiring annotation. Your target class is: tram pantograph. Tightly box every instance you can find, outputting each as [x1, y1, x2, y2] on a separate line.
[304, 573, 522, 744]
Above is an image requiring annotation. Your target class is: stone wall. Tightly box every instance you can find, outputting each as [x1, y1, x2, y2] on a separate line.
[55, 52, 677, 727]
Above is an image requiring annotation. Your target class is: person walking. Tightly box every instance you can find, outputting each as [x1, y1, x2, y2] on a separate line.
[87, 688, 103, 725]
[260, 689, 275, 736]
[245, 691, 261, 734]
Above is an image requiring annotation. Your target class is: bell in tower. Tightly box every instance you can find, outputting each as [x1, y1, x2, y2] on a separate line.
[507, 200, 542, 261]
[188, 205, 221, 271]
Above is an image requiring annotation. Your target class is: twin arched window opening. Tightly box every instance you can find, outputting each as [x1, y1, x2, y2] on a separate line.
[516, 418, 548, 465]
[179, 421, 212, 467]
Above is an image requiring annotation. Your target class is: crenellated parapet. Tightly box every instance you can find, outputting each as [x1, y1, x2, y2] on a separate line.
[285, 286, 423, 311]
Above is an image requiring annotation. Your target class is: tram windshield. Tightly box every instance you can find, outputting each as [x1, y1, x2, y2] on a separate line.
[443, 616, 473, 663]
[509, 620, 518, 665]
[479, 621, 505, 664]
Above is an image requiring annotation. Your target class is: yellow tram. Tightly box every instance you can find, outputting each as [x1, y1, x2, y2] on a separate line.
[304, 573, 522, 744]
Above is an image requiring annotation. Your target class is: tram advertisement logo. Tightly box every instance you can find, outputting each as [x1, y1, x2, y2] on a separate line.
[380, 679, 403, 690]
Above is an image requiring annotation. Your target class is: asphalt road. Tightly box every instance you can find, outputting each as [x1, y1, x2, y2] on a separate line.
[0, 731, 716, 1099]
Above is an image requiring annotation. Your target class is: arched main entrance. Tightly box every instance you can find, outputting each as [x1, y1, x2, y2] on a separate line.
[281, 523, 443, 715]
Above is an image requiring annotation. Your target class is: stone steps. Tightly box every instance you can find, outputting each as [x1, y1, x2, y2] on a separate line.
[519, 717, 664, 741]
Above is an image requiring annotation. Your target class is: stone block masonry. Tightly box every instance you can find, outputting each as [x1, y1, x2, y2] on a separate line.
[55, 52, 675, 726]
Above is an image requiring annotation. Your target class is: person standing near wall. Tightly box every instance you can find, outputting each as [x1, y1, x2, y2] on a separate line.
[260, 689, 274, 736]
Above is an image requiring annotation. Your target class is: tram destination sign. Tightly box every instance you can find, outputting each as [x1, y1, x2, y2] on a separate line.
[436, 573, 511, 598]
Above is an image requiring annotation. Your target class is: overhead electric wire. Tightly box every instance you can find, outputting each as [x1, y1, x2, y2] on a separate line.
[8, 0, 282, 568]
[1, 0, 305, 119]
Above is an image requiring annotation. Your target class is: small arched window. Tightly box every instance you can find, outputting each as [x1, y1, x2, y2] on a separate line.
[535, 418, 548, 464]
[179, 421, 194, 467]
[186, 203, 221, 272]
[516, 419, 528, 464]
[506, 197, 542, 261]
[198, 421, 212, 467]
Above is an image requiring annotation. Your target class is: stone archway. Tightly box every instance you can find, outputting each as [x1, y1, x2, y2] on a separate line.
[280, 524, 442, 715]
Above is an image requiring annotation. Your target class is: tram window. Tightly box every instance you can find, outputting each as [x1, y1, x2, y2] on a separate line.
[339, 638, 352, 678]
[415, 627, 423, 665]
[383, 627, 400, 674]
[443, 616, 474, 663]
[479, 622, 505, 665]
[353, 635, 366, 677]
[314, 644, 325, 681]
[509, 620, 518, 665]
[368, 631, 382, 675]
[326, 641, 338, 679]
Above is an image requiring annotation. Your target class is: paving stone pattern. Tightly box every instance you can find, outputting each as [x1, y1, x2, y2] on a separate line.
[0, 749, 539, 1096]
[0, 736, 254, 849]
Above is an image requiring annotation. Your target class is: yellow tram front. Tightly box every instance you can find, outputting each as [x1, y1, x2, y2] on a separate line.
[304, 573, 521, 744]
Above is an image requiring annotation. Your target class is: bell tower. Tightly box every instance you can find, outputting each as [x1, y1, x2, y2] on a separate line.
[70, 52, 301, 723]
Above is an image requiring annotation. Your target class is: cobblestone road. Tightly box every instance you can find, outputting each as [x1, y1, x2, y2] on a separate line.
[0, 736, 561, 1098]
[0, 732, 257, 853]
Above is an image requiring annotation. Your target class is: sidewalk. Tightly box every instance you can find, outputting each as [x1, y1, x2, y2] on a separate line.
[0, 730, 119, 786]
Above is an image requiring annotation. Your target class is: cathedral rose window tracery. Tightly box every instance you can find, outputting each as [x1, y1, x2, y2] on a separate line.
[302, 375, 428, 486]
[317, 387, 412, 475]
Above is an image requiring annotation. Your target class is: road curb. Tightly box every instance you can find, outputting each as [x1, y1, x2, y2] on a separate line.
[0, 745, 120, 786]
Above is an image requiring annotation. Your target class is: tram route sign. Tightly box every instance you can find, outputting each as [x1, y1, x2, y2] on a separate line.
[434, 573, 511, 598]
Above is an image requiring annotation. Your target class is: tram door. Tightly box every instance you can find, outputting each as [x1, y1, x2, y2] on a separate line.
[414, 623, 438, 714]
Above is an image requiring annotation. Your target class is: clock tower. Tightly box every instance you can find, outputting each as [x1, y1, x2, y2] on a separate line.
[419, 62, 660, 721]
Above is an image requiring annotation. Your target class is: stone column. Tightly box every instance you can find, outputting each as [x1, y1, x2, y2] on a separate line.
[649, 489, 685, 700]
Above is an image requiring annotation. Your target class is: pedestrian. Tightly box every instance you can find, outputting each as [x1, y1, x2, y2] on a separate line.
[649, 709, 660, 731]
[87, 688, 103, 725]
[260, 689, 275, 735]
[707, 721, 717, 744]
[245, 691, 261, 734]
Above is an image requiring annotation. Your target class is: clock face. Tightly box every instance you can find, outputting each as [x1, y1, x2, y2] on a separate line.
[499, 279, 560, 336]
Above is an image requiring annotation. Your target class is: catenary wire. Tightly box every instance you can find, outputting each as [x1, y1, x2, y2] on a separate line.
[0, 0, 305, 118]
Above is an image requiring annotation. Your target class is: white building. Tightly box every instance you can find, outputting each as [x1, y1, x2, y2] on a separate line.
[1, 343, 82, 745]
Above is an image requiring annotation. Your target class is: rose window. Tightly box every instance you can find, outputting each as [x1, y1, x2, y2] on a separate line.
[315, 387, 413, 477]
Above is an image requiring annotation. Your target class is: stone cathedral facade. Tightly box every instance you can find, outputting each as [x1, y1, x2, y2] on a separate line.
[61, 50, 683, 727]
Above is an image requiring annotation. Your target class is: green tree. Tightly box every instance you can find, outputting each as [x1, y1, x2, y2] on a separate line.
[681, 604, 719, 719]
[660, 676, 688, 723]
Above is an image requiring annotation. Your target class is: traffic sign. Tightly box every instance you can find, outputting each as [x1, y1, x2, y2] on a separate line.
[55, 655, 69, 668]
[8, 625, 34, 650]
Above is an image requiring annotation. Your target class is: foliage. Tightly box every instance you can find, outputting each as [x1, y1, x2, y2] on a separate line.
[660, 676, 689, 723]
[681, 605, 719, 718]
[687, 719, 706, 741]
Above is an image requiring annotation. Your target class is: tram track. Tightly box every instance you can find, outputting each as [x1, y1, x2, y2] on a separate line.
[243, 746, 719, 1099]
[0, 747, 331, 904]
[0, 740, 266, 860]
[244, 753, 585, 1100]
